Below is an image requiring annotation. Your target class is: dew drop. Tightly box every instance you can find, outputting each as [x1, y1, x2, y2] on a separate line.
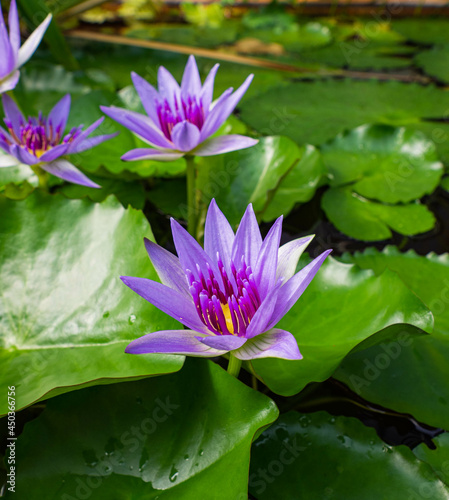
[199, 449, 204, 456]
[169, 466, 179, 482]
[129, 314, 137, 325]
[184, 454, 189, 461]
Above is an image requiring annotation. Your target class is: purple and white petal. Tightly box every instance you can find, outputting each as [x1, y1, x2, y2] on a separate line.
[122, 148, 184, 162]
[181, 55, 202, 98]
[245, 281, 282, 339]
[39, 142, 69, 162]
[144, 237, 190, 298]
[2, 94, 24, 136]
[204, 199, 235, 270]
[157, 66, 181, 109]
[66, 117, 104, 152]
[131, 71, 160, 124]
[233, 329, 302, 360]
[17, 13, 52, 68]
[171, 121, 200, 152]
[126, 330, 226, 357]
[277, 236, 314, 281]
[193, 135, 258, 157]
[10, 144, 38, 165]
[232, 203, 262, 270]
[48, 94, 71, 133]
[267, 250, 332, 330]
[120, 276, 209, 334]
[198, 335, 247, 351]
[8, 0, 20, 57]
[200, 63, 219, 113]
[0, 69, 20, 93]
[0, 9, 14, 76]
[40, 159, 100, 188]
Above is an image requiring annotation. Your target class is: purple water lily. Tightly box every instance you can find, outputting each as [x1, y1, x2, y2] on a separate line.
[0, 94, 117, 187]
[100, 55, 258, 161]
[0, 0, 52, 93]
[123, 200, 331, 361]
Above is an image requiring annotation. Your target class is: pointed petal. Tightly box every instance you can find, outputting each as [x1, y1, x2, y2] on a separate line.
[120, 276, 208, 334]
[204, 199, 234, 269]
[17, 13, 52, 68]
[121, 148, 184, 162]
[267, 250, 332, 330]
[125, 330, 225, 357]
[277, 236, 314, 281]
[10, 144, 38, 165]
[254, 216, 283, 301]
[171, 121, 200, 152]
[200, 74, 254, 141]
[2, 94, 24, 136]
[181, 55, 202, 97]
[0, 69, 20, 93]
[131, 71, 160, 124]
[234, 329, 302, 360]
[157, 66, 181, 109]
[48, 94, 70, 133]
[144, 237, 190, 298]
[200, 63, 219, 113]
[8, 0, 20, 57]
[70, 132, 118, 154]
[198, 335, 246, 351]
[193, 135, 258, 157]
[39, 143, 68, 162]
[246, 281, 282, 339]
[232, 203, 262, 270]
[40, 159, 100, 188]
[0, 6, 14, 76]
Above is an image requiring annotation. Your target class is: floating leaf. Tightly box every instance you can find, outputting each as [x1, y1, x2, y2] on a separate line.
[414, 433, 449, 487]
[249, 411, 449, 499]
[415, 45, 449, 84]
[0, 192, 183, 414]
[393, 19, 449, 45]
[5, 359, 278, 499]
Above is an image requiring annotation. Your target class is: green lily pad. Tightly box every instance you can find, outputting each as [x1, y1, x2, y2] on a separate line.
[249, 411, 449, 499]
[393, 19, 449, 45]
[5, 358, 278, 499]
[239, 79, 449, 165]
[321, 187, 435, 241]
[0, 192, 183, 414]
[251, 256, 433, 396]
[322, 125, 443, 204]
[196, 136, 323, 226]
[414, 433, 449, 486]
[415, 45, 449, 84]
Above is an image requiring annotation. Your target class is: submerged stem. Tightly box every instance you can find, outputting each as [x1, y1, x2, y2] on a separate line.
[185, 155, 197, 238]
[227, 354, 242, 378]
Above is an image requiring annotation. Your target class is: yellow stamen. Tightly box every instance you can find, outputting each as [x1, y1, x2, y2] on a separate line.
[221, 303, 235, 335]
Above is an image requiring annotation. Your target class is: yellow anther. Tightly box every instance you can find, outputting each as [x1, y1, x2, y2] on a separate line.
[221, 303, 235, 335]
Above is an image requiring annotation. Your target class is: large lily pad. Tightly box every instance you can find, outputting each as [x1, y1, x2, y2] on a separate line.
[251, 256, 433, 396]
[0, 192, 183, 414]
[392, 19, 449, 45]
[414, 433, 449, 487]
[415, 45, 449, 84]
[249, 411, 449, 499]
[5, 358, 278, 499]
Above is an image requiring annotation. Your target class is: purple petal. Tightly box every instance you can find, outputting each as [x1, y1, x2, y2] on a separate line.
[17, 13, 52, 68]
[232, 204, 262, 270]
[0, 69, 20, 93]
[157, 66, 181, 109]
[144, 237, 190, 298]
[254, 216, 283, 301]
[204, 199, 235, 270]
[193, 135, 258, 157]
[122, 148, 184, 162]
[40, 159, 100, 188]
[100, 106, 172, 149]
[126, 330, 226, 357]
[10, 144, 38, 165]
[200, 75, 254, 141]
[8, 0, 20, 58]
[171, 121, 200, 152]
[198, 335, 246, 351]
[181, 56, 201, 98]
[277, 236, 314, 281]
[2, 94, 24, 136]
[39, 143, 69, 162]
[246, 281, 282, 339]
[70, 132, 118, 154]
[48, 94, 70, 133]
[121, 276, 208, 334]
[131, 71, 160, 125]
[267, 250, 332, 330]
[0, 7, 14, 76]
[200, 63, 219, 113]
[234, 329, 302, 360]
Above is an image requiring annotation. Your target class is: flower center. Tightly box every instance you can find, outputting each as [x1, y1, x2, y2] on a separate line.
[187, 255, 261, 337]
[156, 94, 205, 142]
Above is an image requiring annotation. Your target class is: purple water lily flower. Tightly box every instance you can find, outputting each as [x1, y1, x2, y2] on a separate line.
[0, 94, 118, 187]
[0, 0, 52, 93]
[123, 200, 331, 361]
[100, 55, 258, 161]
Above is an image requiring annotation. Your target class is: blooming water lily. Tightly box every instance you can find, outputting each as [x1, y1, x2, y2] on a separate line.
[0, 0, 52, 93]
[123, 200, 331, 363]
[101, 55, 258, 161]
[0, 94, 117, 187]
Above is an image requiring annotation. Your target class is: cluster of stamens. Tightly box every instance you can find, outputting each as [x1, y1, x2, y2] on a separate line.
[156, 95, 205, 142]
[0, 114, 82, 158]
[187, 254, 261, 337]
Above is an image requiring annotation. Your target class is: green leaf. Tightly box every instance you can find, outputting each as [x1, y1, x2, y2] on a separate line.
[393, 19, 449, 45]
[414, 433, 449, 487]
[0, 192, 183, 414]
[249, 411, 449, 499]
[196, 137, 323, 226]
[415, 45, 449, 84]
[321, 187, 435, 241]
[251, 256, 433, 396]
[5, 359, 278, 500]
[322, 125, 443, 203]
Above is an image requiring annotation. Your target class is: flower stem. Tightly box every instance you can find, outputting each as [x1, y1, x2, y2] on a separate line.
[227, 354, 242, 378]
[185, 155, 197, 237]
[31, 165, 50, 191]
